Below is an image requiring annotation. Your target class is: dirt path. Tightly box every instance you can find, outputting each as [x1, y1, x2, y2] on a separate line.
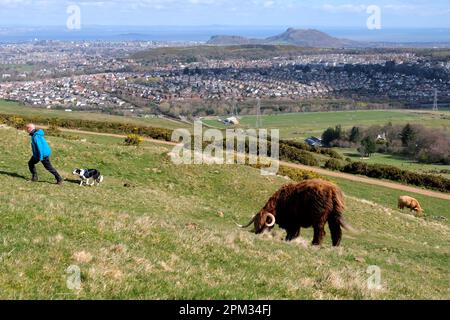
[48, 127, 179, 145]
[56, 127, 450, 201]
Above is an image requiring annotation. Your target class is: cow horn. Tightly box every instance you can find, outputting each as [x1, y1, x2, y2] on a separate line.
[265, 213, 276, 227]
[235, 216, 256, 229]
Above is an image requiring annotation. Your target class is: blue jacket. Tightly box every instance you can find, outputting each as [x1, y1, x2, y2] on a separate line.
[30, 129, 52, 161]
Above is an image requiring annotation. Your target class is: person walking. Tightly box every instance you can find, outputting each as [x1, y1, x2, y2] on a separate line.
[26, 123, 64, 185]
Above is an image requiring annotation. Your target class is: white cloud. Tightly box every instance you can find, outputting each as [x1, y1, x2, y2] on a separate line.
[321, 4, 368, 13]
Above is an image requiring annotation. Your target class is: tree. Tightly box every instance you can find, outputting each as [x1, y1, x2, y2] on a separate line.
[321, 125, 343, 147]
[400, 124, 416, 147]
[359, 136, 376, 157]
[349, 126, 361, 143]
[322, 128, 336, 146]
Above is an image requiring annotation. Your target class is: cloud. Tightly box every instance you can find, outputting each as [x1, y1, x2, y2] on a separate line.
[0, 0, 32, 6]
[321, 4, 368, 14]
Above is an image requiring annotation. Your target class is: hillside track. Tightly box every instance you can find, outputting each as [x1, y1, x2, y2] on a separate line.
[52, 127, 450, 201]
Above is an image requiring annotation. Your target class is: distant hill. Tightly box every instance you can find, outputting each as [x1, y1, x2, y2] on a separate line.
[207, 28, 360, 48]
[207, 35, 255, 46]
[131, 44, 337, 64]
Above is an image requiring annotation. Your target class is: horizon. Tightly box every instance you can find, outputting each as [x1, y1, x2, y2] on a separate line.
[2, 25, 450, 44]
[2, 25, 450, 29]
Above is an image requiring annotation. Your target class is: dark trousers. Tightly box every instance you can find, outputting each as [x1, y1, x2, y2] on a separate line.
[28, 156, 62, 182]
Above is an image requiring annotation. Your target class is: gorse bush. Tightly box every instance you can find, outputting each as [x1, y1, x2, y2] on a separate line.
[124, 134, 144, 146]
[45, 124, 62, 136]
[0, 113, 173, 142]
[280, 140, 344, 160]
[343, 161, 450, 193]
[45, 125, 80, 141]
[324, 158, 345, 171]
[9, 116, 25, 129]
[277, 166, 325, 182]
[280, 144, 320, 167]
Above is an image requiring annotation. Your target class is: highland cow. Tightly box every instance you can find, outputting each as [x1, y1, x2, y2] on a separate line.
[398, 196, 424, 216]
[236, 179, 352, 246]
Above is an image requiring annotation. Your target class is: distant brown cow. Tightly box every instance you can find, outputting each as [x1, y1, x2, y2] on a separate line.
[236, 179, 353, 246]
[398, 196, 424, 216]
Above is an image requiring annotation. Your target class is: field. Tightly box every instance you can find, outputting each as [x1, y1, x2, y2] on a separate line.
[0, 100, 189, 131]
[203, 110, 450, 140]
[338, 149, 450, 177]
[0, 126, 448, 299]
[203, 109, 450, 175]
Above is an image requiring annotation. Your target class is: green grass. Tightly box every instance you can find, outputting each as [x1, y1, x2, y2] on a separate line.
[203, 110, 450, 140]
[204, 109, 450, 177]
[338, 149, 450, 177]
[331, 178, 450, 222]
[0, 126, 448, 299]
[0, 99, 189, 131]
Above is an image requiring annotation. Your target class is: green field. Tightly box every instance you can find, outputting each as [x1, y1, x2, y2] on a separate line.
[0, 100, 189, 131]
[0, 126, 448, 299]
[203, 109, 450, 176]
[203, 110, 450, 140]
[338, 148, 450, 177]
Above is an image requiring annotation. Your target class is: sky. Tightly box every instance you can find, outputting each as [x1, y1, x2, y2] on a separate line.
[0, 0, 450, 28]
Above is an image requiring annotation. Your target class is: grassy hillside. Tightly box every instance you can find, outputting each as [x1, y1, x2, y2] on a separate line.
[0, 100, 189, 131]
[0, 126, 448, 299]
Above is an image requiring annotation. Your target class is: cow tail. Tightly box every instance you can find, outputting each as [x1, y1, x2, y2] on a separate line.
[336, 215, 358, 234]
[334, 191, 358, 234]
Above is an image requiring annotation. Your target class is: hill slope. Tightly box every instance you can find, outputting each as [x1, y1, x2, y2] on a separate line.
[207, 28, 359, 48]
[0, 126, 448, 299]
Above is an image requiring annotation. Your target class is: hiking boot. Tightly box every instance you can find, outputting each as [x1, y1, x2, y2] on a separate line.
[31, 175, 38, 182]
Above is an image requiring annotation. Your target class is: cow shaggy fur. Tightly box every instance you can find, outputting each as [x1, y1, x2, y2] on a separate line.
[398, 196, 424, 216]
[238, 179, 351, 246]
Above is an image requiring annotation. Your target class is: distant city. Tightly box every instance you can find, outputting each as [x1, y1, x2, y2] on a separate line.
[0, 25, 450, 122]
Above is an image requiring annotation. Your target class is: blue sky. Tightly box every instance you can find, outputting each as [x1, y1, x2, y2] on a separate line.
[0, 0, 450, 28]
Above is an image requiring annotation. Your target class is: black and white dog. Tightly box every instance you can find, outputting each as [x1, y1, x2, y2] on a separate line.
[72, 169, 104, 186]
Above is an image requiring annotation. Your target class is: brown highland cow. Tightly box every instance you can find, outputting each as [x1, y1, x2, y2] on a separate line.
[237, 179, 352, 246]
[398, 196, 424, 216]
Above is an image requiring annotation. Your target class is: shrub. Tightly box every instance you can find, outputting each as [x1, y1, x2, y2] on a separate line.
[278, 166, 325, 182]
[324, 159, 344, 171]
[279, 140, 343, 161]
[0, 113, 173, 143]
[342, 161, 450, 192]
[45, 125, 62, 137]
[323, 148, 344, 160]
[343, 162, 369, 175]
[124, 134, 144, 146]
[280, 144, 319, 167]
[9, 116, 25, 129]
[44, 125, 80, 140]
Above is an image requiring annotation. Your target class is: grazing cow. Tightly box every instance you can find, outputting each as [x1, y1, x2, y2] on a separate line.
[236, 179, 352, 246]
[398, 196, 424, 216]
